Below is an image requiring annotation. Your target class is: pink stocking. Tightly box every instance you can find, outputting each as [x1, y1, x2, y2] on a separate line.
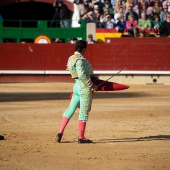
[59, 116, 70, 134]
[78, 121, 86, 140]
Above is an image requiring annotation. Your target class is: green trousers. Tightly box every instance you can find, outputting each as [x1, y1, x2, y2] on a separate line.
[63, 79, 92, 122]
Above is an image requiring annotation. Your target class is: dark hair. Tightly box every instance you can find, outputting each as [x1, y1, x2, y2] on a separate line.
[75, 40, 87, 52]
[154, 13, 160, 19]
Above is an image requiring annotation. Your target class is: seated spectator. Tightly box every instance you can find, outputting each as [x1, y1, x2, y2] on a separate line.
[149, 0, 162, 7]
[138, 0, 148, 12]
[148, 0, 154, 7]
[160, 5, 168, 22]
[111, 0, 118, 7]
[70, 38, 78, 44]
[86, 5, 102, 28]
[115, 14, 126, 33]
[87, 34, 97, 44]
[53, 38, 62, 43]
[152, 0, 162, 14]
[126, 4, 138, 21]
[125, 0, 139, 15]
[152, 14, 162, 36]
[100, 8, 110, 21]
[114, 0, 124, 14]
[102, 0, 114, 16]
[130, 0, 139, 15]
[162, 0, 170, 12]
[126, 14, 138, 37]
[114, 6, 125, 24]
[103, 14, 115, 28]
[159, 12, 170, 37]
[147, 7, 155, 23]
[88, 0, 104, 14]
[139, 3, 148, 18]
[78, 13, 91, 24]
[125, 0, 131, 8]
[138, 12, 151, 37]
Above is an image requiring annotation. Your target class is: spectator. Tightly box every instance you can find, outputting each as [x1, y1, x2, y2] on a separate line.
[54, 0, 72, 28]
[125, 0, 131, 8]
[138, 12, 151, 37]
[149, 0, 162, 7]
[125, 0, 139, 14]
[159, 12, 170, 36]
[78, 13, 91, 24]
[102, 0, 114, 16]
[152, 0, 162, 14]
[162, 0, 170, 12]
[115, 14, 126, 33]
[139, 3, 148, 18]
[160, 5, 168, 22]
[152, 14, 162, 36]
[147, 7, 155, 23]
[126, 4, 138, 21]
[100, 8, 111, 25]
[53, 38, 62, 43]
[148, 0, 154, 7]
[103, 14, 115, 28]
[73, 0, 87, 18]
[138, 0, 149, 12]
[114, 0, 124, 14]
[111, 0, 118, 7]
[86, 5, 102, 28]
[130, 0, 139, 15]
[88, 0, 104, 14]
[126, 14, 138, 37]
[114, 6, 125, 24]
[70, 38, 78, 44]
[87, 34, 97, 44]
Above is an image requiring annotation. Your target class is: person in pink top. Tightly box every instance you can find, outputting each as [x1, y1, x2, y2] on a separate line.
[126, 14, 138, 37]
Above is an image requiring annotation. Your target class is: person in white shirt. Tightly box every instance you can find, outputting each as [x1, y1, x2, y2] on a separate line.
[114, 6, 125, 23]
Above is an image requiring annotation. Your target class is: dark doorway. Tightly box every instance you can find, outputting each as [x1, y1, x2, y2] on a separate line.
[0, 2, 55, 20]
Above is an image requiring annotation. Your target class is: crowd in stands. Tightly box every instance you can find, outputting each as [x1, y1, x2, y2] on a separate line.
[1, 0, 169, 40]
[74, 0, 170, 37]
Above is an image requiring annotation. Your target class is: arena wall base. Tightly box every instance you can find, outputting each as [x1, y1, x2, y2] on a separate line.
[98, 75, 170, 85]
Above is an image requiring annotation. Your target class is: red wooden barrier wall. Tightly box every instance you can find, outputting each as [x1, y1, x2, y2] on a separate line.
[0, 38, 170, 72]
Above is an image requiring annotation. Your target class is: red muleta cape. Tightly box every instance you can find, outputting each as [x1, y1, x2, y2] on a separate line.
[70, 77, 129, 108]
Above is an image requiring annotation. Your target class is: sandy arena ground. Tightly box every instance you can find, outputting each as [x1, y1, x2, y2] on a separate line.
[0, 82, 170, 170]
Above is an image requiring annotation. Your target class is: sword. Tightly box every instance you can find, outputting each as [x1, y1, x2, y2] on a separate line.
[97, 69, 123, 87]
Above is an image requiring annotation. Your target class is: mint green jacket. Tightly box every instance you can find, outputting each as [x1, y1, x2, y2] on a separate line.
[138, 18, 151, 29]
[66, 51, 93, 87]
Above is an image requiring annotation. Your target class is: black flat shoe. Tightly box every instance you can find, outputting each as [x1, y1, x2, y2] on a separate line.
[55, 133, 62, 143]
[78, 138, 92, 144]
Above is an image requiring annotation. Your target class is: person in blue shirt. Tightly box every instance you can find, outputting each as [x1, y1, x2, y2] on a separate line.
[115, 14, 126, 33]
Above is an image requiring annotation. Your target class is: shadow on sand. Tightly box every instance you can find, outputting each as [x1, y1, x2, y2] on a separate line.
[0, 91, 149, 102]
[97, 135, 170, 143]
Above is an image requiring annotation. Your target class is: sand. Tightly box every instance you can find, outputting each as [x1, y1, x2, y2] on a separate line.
[0, 83, 170, 170]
